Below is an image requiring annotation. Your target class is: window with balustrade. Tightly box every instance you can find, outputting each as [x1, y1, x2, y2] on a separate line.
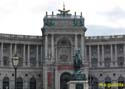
[104, 58, 111, 67]
[3, 56, 9, 66]
[104, 45, 110, 54]
[91, 45, 97, 57]
[117, 57, 124, 67]
[91, 58, 98, 68]
[117, 44, 124, 55]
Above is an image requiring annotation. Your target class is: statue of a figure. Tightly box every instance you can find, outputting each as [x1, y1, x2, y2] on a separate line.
[73, 50, 82, 71]
[72, 50, 86, 81]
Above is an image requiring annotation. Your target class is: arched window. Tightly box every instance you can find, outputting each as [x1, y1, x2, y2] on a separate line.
[105, 76, 111, 89]
[90, 76, 98, 89]
[3, 77, 9, 89]
[57, 38, 71, 62]
[60, 72, 71, 89]
[30, 77, 36, 89]
[118, 76, 124, 89]
[16, 77, 23, 89]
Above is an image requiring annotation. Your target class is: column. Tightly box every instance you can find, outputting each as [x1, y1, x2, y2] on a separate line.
[10, 44, 12, 66]
[0, 80, 2, 89]
[84, 45, 87, 63]
[124, 44, 125, 66]
[1, 43, 3, 66]
[81, 34, 84, 61]
[55, 47, 57, 62]
[110, 44, 113, 67]
[51, 34, 54, 61]
[41, 46, 42, 66]
[97, 45, 100, 67]
[89, 45, 91, 67]
[102, 45, 104, 67]
[24, 80, 29, 89]
[75, 34, 78, 50]
[43, 65, 48, 89]
[10, 79, 14, 89]
[36, 45, 39, 67]
[23, 44, 26, 67]
[115, 44, 117, 67]
[14, 44, 17, 54]
[45, 35, 48, 59]
[27, 45, 30, 67]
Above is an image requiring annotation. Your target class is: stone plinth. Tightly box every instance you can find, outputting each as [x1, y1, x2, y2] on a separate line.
[67, 80, 88, 89]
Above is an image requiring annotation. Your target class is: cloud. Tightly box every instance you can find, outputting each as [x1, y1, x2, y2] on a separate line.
[0, 0, 17, 14]
[0, 0, 125, 36]
[28, 0, 59, 14]
[86, 25, 125, 36]
[99, 7, 125, 20]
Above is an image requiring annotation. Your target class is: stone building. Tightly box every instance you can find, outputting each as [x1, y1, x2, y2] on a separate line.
[0, 8, 124, 89]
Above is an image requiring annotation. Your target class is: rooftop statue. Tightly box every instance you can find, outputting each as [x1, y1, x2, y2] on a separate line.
[58, 3, 70, 16]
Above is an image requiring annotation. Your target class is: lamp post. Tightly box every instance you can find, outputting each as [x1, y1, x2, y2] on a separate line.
[12, 54, 20, 89]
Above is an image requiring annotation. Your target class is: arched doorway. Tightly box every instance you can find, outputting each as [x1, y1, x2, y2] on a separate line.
[105, 76, 111, 89]
[60, 72, 71, 89]
[3, 77, 9, 89]
[88, 76, 98, 89]
[118, 76, 124, 89]
[16, 77, 23, 89]
[30, 77, 36, 89]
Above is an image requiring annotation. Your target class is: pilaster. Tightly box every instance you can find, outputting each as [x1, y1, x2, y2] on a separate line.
[75, 34, 78, 50]
[89, 45, 91, 68]
[10, 44, 12, 66]
[23, 44, 26, 67]
[97, 45, 100, 67]
[115, 44, 117, 67]
[110, 44, 113, 67]
[102, 45, 104, 67]
[124, 44, 125, 66]
[14, 44, 17, 54]
[43, 65, 48, 89]
[51, 34, 54, 61]
[45, 35, 48, 59]
[36, 45, 39, 67]
[81, 34, 84, 61]
[1, 43, 3, 66]
[27, 44, 30, 67]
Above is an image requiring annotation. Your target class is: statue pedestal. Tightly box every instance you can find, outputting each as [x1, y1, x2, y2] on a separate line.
[67, 80, 88, 89]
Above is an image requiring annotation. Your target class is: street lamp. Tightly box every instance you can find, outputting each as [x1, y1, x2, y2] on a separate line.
[12, 54, 20, 89]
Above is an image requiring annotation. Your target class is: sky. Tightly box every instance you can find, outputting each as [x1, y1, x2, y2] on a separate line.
[0, 0, 125, 36]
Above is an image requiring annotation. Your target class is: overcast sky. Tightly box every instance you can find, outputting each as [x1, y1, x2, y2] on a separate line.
[0, 0, 125, 36]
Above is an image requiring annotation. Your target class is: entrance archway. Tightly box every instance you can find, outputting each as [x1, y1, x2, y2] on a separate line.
[3, 77, 9, 89]
[118, 76, 124, 89]
[60, 72, 71, 89]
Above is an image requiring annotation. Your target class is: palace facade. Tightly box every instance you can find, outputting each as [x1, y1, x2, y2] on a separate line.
[0, 8, 125, 89]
